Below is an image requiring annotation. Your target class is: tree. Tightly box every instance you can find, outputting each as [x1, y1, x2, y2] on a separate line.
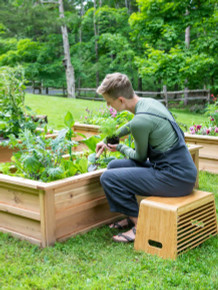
[129, 0, 217, 89]
[58, 0, 75, 98]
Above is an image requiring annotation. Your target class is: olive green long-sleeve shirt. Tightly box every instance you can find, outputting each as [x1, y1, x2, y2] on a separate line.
[116, 98, 178, 162]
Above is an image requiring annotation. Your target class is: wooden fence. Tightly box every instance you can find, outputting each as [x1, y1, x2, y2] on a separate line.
[26, 85, 210, 107]
[76, 86, 210, 107]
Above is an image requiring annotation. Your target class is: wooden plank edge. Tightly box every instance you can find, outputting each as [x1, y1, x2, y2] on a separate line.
[185, 133, 218, 143]
[0, 227, 41, 246]
[0, 203, 40, 221]
[56, 214, 123, 242]
[0, 168, 106, 191]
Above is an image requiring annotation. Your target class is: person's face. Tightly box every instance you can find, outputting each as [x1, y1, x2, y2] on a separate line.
[103, 94, 125, 112]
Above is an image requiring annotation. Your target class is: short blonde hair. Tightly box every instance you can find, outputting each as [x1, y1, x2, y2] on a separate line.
[96, 73, 134, 99]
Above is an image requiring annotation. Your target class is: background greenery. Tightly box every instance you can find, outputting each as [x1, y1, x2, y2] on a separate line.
[0, 0, 217, 92]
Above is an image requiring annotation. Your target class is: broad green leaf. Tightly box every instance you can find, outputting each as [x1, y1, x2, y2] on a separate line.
[64, 111, 75, 129]
[80, 135, 101, 152]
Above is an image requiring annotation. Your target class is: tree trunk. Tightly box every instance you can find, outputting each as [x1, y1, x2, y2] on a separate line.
[184, 9, 190, 105]
[137, 77, 142, 91]
[78, 0, 84, 89]
[59, 0, 75, 98]
[93, 0, 99, 88]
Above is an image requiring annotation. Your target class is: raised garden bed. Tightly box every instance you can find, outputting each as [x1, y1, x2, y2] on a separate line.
[73, 122, 100, 138]
[0, 145, 201, 247]
[0, 169, 121, 247]
[0, 130, 87, 163]
[185, 133, 218, 174]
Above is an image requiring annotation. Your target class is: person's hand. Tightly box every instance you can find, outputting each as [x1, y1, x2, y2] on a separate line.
[96, 141, 107, 155]
[106, 143, 118, 152]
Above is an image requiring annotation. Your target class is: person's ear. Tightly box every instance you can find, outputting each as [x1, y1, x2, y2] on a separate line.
[118, 96, 125, 103]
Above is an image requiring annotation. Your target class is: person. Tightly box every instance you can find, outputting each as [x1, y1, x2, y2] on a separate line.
[96, 72, 197, 243]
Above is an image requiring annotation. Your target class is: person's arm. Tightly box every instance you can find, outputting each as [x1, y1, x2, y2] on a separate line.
[116, 117, 153, 162]
[116, 121, 131, 138]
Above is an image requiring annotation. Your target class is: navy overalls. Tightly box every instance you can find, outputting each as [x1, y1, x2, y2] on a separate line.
[100, 112, 197, 217]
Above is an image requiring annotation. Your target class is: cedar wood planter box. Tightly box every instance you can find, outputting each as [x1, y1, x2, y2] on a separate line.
[185, 133, 218, 174]
[0, 145, 201, 247]
[0, 169, 121, 247]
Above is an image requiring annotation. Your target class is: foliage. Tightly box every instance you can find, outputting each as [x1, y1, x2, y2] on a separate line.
[0, 128, 81, 182]
[0, 111, 91, 182]
[189, 99, 218, 135]
[81, 106, 133, 126]
[81, 105, 118, 125]
[129, 0, 217, 89]
[205, 99, 218, 126]
[0, 66, 38, 138]
[0, 1, 217, 91]
[99, 118, 118, 139]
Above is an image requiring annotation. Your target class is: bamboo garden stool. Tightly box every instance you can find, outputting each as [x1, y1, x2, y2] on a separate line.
[134, 190, 217, 260]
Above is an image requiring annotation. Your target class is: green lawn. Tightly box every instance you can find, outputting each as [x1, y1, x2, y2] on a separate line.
[0, 94, 217, 289]
[25, 94, 208, 130]
[25, 94, 106, 130]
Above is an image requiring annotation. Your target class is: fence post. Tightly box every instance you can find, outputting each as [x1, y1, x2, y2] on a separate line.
[184, 87, 188, 105]
[207, 89, 210, 104]
[163, 85, 168, 108]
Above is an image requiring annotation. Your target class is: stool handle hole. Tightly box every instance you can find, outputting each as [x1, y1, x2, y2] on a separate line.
[148, 239, 162, 248]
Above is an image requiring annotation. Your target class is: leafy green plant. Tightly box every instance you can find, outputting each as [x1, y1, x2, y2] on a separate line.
[204, 100, 218, 127]
[0, 66, 39, 138]
[99, 119, 119, 144]
[189, 101, 218, 136]
[81, 106, 133, 126]
[80, 135, 101, 152]
[0, 112, 90, 182]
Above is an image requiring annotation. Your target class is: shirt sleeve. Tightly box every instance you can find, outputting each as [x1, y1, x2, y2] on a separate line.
[116, 121, 131, 138]
[116, 116, 153, 162]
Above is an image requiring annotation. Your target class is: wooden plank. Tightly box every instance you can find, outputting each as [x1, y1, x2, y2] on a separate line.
[56, 195, 107, 219]
[0, 186, 40, 212]
[135, 200, 177, 259]
[0, 174, 44, 190]
[142, 190, 213, 214]
[57, 214, 123, 242]
[0, 203, 40, 221]
[190, 150, 199, 188]
[38, 169, 105, 191]
[199, 158, 218, 174]
[39, 190, 55, 247]
[0, 227, 41, 246]
[73, 122, 100, 133]
[55, 181, 104, 212]
[185, 133, 218, 143]
[55, 197, 120, 240]
[177, 226, 217, 252]
[189, 142, 217, 158]
[0, 212, 42, 240]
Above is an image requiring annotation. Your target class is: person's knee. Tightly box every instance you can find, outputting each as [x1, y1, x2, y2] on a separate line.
[100, 170, 114, 187]
[107, 159, 118, 169]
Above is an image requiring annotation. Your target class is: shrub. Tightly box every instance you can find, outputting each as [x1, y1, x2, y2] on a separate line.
[0, 66, 39, 138]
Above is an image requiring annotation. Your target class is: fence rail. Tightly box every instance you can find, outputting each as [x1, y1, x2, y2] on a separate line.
[26, 85, 210, 107]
